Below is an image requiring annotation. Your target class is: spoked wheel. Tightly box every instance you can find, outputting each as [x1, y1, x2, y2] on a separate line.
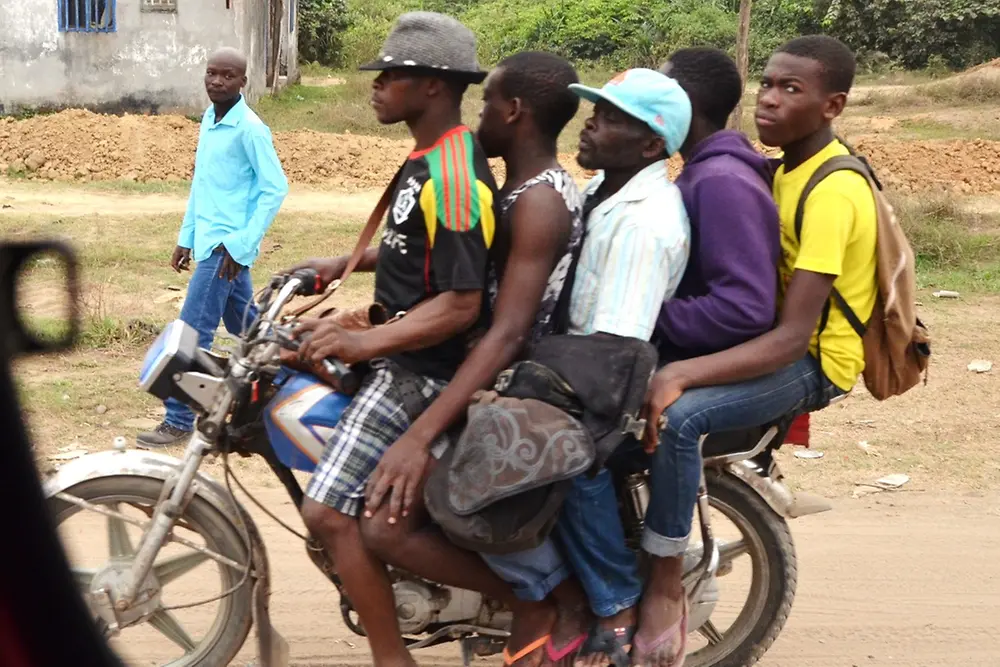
[49, 476, 253, 667]
[685, 471, 797, 667]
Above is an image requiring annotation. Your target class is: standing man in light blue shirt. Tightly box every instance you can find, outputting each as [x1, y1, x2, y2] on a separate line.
[138, 47, 289, 448]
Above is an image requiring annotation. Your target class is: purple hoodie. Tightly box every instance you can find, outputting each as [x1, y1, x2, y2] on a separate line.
[656, 130, 780, 362]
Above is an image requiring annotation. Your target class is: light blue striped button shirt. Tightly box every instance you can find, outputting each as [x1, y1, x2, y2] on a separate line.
[568, 160, 690, 341]
[177, 96, 289, 268]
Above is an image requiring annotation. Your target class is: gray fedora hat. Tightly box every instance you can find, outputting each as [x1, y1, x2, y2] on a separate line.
[359, 11, 487, 83]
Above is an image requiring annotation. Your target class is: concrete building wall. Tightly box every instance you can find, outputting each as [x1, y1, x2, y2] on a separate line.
[0, 0, 282, 115]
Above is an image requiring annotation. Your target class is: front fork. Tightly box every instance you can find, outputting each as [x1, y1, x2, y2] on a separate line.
[114, 433, 213, 609]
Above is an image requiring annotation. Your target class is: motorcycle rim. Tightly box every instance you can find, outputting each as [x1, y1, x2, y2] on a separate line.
[685, 471, 797, 667]
[49, 475, 254, 667]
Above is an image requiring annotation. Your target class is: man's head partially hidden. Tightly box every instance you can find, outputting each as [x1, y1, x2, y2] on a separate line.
[755, 35, 856, 148]
[205, 47, 248, 105]
[477, 51, 581, 159]
[570, 69, 692, 173]
[662, 47, 743, 153]
[362, 12, 486, 126]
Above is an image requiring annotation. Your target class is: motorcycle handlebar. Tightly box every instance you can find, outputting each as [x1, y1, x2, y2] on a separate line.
[274, 326, 359, 395]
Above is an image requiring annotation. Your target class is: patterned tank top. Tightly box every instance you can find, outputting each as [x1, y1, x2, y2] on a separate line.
[487, 168, 585, 343]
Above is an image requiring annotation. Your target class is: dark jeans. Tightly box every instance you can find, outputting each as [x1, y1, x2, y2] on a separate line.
[482, 469, 643, 617]
[164, 247, 257, 431]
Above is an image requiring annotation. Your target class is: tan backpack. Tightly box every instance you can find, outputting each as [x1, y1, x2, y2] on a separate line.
[795, 145, 931, 400]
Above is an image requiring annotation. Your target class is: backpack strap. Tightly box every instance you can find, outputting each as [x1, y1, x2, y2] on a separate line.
[793, 154, 872, 347]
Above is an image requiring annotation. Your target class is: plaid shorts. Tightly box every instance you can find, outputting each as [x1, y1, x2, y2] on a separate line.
[305, 359, 446, 517]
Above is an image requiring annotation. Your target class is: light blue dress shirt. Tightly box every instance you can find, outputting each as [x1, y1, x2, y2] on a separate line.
[177, 96, 289, 268]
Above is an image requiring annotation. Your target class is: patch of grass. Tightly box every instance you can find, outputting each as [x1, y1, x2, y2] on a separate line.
[855, 69, 938, 87]
[855, 75, 1000, 110]
[895, 195, 1000, 269]
[75, 179, 191, 195]
[897, 117, 1000, 142]
[917, 262, 1000, 293]
[79, 316, 163, 351]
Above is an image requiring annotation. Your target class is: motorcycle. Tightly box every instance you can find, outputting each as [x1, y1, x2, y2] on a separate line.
[44, 269, 834, 667]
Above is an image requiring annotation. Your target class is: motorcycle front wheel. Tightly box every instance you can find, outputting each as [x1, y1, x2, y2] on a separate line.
[686, 470, 797, 667]
[49, 475, 254, 667]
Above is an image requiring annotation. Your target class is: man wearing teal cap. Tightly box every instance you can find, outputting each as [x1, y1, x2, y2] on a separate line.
[479, 69, 693, 667]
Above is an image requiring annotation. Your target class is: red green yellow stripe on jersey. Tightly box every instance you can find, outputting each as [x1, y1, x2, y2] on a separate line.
[414, 126, 495, 249]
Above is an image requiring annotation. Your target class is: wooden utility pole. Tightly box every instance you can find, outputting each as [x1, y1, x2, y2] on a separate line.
[729, 0, 753, 130]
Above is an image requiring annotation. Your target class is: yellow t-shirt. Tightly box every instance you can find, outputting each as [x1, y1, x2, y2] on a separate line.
[774, 140, 878, 391]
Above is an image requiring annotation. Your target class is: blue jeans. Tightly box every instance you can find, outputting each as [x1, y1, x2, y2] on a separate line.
[483, 469, 643, 618]
[642, 353, 844, 556]
[485, 354, 843, 612]
[164, 247, 258, 432]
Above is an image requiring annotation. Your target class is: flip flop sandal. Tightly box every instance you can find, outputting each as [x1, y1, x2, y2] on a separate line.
[545, 633, 587, 666]
[633, 600, 689, 667]
[575, 624, 636, 667]
[504, 634, 551, 666]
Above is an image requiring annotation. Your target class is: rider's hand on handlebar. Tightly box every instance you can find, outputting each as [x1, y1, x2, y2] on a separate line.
[170, 246, 191, 273]
[283, 256, 349, 291]
[295, 318, 369, 366]
[641, 366, 692, 453]
[364, 433, 430, 523]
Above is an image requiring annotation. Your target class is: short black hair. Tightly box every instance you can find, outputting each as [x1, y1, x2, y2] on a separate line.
[665, 47, 742, 130]
[777, 35, 856, 94]
[496, 51, 580, 141]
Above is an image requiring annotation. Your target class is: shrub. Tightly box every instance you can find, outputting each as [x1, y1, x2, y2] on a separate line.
[299, 0, 352, 67]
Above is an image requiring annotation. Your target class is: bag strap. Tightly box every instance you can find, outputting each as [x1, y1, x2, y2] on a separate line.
[289, 164, 405, 318]
[793, 154, 871, 341]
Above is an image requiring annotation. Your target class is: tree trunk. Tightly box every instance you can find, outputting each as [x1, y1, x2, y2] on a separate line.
[269, 0, 285, 95]
[729, 0, 753, 130]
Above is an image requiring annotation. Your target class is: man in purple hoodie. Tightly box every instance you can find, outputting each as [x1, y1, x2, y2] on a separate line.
[628, 47, 782, 667]
[559, 48, 781, 667]
[656, 47, 780, 365]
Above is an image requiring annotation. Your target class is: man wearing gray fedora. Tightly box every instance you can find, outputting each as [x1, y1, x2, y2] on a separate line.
[287, 12, 509, 667]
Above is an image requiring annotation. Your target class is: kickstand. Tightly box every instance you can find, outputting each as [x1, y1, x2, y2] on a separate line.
[460, 638, 475, 667]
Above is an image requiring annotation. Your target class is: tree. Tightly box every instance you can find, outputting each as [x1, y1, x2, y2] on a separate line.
[729, 0, 753, 130]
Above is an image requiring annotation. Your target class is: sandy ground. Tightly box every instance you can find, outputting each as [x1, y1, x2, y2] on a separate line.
[58, 487, 1000, 667]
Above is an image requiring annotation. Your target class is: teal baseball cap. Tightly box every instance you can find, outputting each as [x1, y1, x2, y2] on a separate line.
[569, 68, 692, 156]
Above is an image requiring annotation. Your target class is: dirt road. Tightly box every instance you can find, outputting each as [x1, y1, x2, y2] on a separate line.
[94, 487, 995, 667]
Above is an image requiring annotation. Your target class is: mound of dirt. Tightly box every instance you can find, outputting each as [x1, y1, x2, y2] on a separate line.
[1, 109, 998, 194]
[957, 57, 1000, 78]
[852, 137, 1000, 194]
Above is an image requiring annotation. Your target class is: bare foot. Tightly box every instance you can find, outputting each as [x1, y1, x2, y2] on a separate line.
[573, 606, 637, 667]
[505, 600, 558, 667]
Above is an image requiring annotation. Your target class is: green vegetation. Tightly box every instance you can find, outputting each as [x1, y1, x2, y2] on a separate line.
[300, 0, 1000, 72]
[299, 0, 351, 66]
[895, 195, 1000, 292]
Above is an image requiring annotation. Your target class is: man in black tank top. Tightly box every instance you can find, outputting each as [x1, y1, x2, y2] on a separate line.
[360, 51, 586, 667]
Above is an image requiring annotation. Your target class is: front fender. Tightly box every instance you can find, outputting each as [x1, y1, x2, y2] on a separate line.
[44, 448, 240, 519]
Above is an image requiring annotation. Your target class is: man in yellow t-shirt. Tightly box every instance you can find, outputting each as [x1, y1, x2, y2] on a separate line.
[774, 138, 877, 391]
[631, 35, 879, 663]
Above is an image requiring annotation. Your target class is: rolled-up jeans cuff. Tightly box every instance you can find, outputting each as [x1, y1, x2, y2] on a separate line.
[641, 528, 691, 558]
[592, 592, 641, 619]
[481, 551, 570, 603]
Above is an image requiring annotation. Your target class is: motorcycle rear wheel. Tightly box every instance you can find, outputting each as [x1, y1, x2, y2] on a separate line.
[686, 470, 797, 667]
[49, 475, 254, 667]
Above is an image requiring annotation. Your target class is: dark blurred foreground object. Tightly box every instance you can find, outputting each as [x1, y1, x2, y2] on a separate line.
[0, 241, 123, 667]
